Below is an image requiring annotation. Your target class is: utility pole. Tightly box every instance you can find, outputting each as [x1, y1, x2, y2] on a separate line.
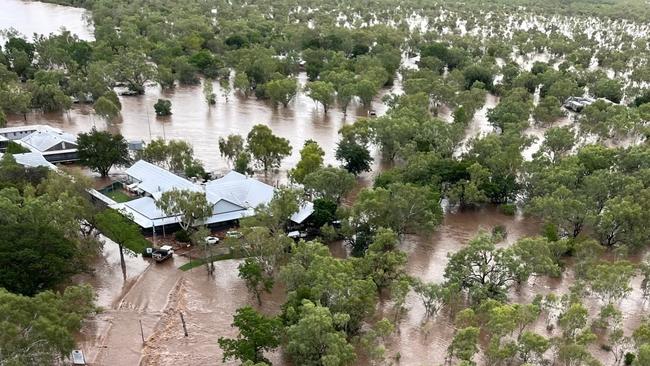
[139, 320, 145, 343]
[162, 120, 166, 141]
[146, 108, 152, 141]
[180, 312, 188, 337]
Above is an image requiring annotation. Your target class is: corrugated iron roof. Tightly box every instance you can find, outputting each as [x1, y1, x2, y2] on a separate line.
[0, 152, 57, 169]
[21, 129, 77, 152]
[126, 160, 200, 196]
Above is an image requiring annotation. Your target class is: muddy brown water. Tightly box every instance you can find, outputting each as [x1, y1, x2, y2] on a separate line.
[0, 0, 93, 42]
[4, 2, 649, 365]
[6, 73, 393, 181]
[76, 207, 649, 366]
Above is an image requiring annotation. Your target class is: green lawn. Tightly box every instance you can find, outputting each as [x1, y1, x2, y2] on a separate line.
[105, 190, 132, 203]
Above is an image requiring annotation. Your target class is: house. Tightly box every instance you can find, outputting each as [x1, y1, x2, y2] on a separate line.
[106, 160, 313, 231]
[0, 125, 79, 163]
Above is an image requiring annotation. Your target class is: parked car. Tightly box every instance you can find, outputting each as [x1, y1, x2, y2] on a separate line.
[287, 230, 307, 240]
[205, 236, 219, 245]
[226, 230, 243, 239]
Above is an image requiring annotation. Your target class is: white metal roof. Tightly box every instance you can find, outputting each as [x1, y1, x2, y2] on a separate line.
[125, 160, 200, 196]
[205, 171, 275, 208]
[0, 125, 45, 136]
[20, 129, 77, 152]
[109, 198, 252, 229]
[291, 201, 315, 224]
[0, 152, 57, 169]
[113, 161, 314, 229]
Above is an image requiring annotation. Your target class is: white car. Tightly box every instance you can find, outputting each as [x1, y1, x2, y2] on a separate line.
[226, 231, 242, 239]
[205, 236, 219, 245]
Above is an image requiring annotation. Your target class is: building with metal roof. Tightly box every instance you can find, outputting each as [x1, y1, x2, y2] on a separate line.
[0, 152, 57, 169]
[109, 160, 314, 230]
[0, 125, 79, 163]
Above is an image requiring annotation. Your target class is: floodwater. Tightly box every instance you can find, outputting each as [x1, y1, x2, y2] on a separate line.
[454, 93, 498, 157]
[0, 0, 94, 42]
[76, 207, 649, 366]
[4, 2, 649, 365]
[6, 74, 394, 181]
[384, 207, 649, 366]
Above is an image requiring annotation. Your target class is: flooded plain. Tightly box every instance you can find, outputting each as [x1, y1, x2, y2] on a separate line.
[0, 0, 93, 42]
[2, 1, 649, 365]
[6, 74, 393, 179]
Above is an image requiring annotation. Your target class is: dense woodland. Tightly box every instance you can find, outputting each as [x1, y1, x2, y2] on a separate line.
[2, 0, 650, 365]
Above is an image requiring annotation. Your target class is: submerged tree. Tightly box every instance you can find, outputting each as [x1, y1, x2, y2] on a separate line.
[289, 140, 325, 184]
[238, 257, 274, 305]
[246, 124, 292, 174]
[266, 77, 297, 108]
[95, 209, 149, 280]
[285, 300, 356, 366]
[305, 81, 336, 113]
[444, 233, 560, 303]
[218, 134, 245, 167]
[218, 306, 282, 364]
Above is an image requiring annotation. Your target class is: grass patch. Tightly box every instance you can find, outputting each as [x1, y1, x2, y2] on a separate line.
[178, 252, 246, 271]
[105, 190, 132, 203]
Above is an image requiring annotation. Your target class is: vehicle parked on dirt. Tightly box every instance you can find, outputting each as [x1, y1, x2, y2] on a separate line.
[152, 245, 174, 262]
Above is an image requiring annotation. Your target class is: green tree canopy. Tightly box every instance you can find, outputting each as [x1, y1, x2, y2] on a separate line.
[155, 189, 212, 231]
[266, 77, 297, 107]
[0, 285, 96, 365]
[303, 166, 356, 203]
[289, 140, 325, 184]
[0, 221, 79, 296]
[218, 306, 282, 364]
[246, 124, 292, 174]
[285, 300, 356, 366]
[77, 128, 130, 177]
[305, 81, 336, 113]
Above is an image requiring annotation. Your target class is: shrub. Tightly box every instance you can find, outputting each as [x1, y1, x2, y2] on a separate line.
[154, 99, 172, 116]
[499, 203, 516, 216]
[175, 229, 191, 243]
[492, 225, 507, 239]
[542, 222, 559, 242]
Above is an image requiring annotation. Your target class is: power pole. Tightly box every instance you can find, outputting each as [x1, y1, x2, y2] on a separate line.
[146, 108, 152, 141]
[180, 312, 188, 337]
[139, 320, 145, 343]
